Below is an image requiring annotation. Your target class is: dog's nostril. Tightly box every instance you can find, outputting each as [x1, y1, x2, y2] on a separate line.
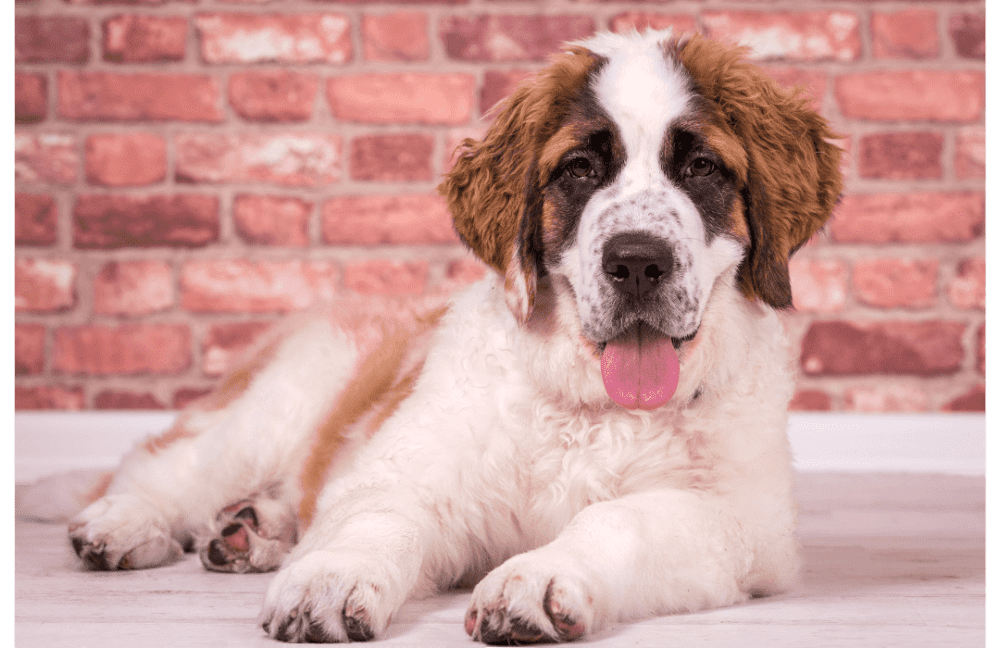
[645, 264, 665, 282]
[608, 264, 630, 281]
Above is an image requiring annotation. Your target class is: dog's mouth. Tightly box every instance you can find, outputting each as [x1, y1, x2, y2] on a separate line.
[598, 323, 697, 410]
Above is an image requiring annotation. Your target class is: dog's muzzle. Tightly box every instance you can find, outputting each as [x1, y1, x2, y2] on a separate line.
[597, 232, 682, 411]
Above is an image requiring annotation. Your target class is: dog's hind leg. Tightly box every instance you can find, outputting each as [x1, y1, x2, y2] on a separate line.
[67, 315, 362, 571]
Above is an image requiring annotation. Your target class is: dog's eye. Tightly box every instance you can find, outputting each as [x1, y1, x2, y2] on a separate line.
[567, 157, 593, 178]
[687, 158, 716, 177]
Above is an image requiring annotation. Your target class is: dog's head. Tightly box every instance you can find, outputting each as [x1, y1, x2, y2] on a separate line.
[440, 30, 842, 410]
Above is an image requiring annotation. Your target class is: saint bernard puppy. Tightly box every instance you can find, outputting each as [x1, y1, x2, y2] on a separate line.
[42, 30, 843, 644]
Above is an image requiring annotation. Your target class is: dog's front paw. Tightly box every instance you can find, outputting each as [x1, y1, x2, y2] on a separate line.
[259, 550, 400, 643]
[466, 553, 595, 644]
[68, 493, 183, 570]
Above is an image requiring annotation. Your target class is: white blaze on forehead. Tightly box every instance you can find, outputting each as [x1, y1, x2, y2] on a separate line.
[576, 30, 693, 168]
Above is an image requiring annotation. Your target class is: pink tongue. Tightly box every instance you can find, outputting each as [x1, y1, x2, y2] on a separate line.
[600, 325, 680, 410]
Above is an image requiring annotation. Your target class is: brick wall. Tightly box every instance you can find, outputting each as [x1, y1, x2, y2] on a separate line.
[15, 0, 985, 413]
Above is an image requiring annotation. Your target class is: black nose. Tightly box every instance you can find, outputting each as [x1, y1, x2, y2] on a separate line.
[601, 232, 674, 299]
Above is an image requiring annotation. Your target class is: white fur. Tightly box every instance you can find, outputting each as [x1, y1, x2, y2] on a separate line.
[36, 29, 803, 645]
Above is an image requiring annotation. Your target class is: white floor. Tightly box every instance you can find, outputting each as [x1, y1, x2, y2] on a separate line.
[14, 473, 985, 647]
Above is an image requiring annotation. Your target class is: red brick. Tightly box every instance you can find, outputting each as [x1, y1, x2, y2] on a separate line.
[947, 257, 985, 310]
[74, 194, 220, 249]
[195, 13, 352, 64]
[845, 386, 928, 413]
[801, 320, 965, 377]
[15, 386, 85, 411]
[976, 324, 984, 375]
[95, 391, 166, 410]
[788, 259, 847, 312]
[343, 260, 428, 296]
[788, 389, 831, 412]
[759, 67, 828, 110]
[59, 72, 223, 122]
[15, 194, 57, 246]
[363, 12, 429, 62]
[852, 258, 938, 309]
[609, 13, 697, 35]
[15, 133, 77, 184]
[16, 73, 47, 124]
[440, 15, 595, 62]
[445, 258, 488, 285]
[16, 16, 89, 63]
[831, 193, 983, 244]
[181, 260, 339, 313]
[328, 74, 474, 125]
[955, 127, 985, 179]
[93, 260, 174, 316]
[858, 132, 942, 180]
[702, 11, 861, 62]
[173, 388, 212, 410]
[481, 70, 535, 116]
[322, 194, 457, 245]
[943, 385, 985, 412]
[234, 194, 312, 246]
[950, 13, 985, 60]
[202, 321, 272, 376]
[103, 14, 187, 63]
[835, 71, 984, 122]
[15, 258, 76, 312]
[54, 323, 191, 376]
[872, 10, 939, 59]
[86, 133, 167, 187]
[228, 71, 318, 122]
[175, 133, 342, 187]
[350, 134, 433, 182]
[16, 324, 46, 375]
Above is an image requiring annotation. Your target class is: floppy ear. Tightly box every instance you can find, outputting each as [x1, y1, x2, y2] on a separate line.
[439, 48, 602, 324]
[674, 35, 844, 309]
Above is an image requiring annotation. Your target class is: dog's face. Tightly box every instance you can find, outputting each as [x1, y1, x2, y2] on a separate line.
[441, 31, 842, 410]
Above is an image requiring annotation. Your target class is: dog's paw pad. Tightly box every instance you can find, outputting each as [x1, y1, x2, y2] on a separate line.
[200, 501, 292, 574]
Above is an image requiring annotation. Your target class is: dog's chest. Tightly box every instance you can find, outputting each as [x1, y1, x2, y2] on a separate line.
[517, 401, 712, 534]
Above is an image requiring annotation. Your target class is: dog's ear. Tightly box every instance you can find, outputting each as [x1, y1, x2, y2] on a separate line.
[673, 35, 844, 309]
[440, 48, 602, 324]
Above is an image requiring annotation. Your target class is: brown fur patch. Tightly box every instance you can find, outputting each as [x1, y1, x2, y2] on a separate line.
[439, 47, 606, 321]
[297, 306, 447, 528]
[84, 470, 114, 503]
[670, 34, 843, 309]
[140, 422, 196, 456]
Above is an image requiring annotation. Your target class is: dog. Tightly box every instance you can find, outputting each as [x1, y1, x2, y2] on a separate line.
[31, 30, 842, 644]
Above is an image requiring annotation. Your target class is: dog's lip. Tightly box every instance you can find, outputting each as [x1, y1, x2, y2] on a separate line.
[593, 324, 699, 354]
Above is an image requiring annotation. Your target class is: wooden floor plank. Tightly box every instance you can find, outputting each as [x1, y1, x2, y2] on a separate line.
[15, 473, 985, 647]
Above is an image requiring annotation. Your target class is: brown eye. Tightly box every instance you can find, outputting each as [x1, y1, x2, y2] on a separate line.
[568, 157, 593, 178]
[688, 158, 715, 177]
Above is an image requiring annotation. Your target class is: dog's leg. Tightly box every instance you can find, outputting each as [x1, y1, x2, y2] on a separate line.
[466, 488, 797, 644]
[67, 316, 360, 571]
[259, 497, 425, 642]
